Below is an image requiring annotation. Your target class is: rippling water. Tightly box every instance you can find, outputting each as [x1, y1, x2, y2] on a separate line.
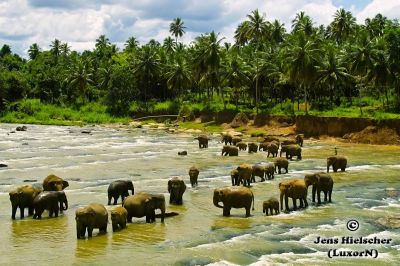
[0, 124, 399, 265]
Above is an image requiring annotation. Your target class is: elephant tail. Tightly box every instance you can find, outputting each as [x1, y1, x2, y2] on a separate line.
[251, 191, 255, 211]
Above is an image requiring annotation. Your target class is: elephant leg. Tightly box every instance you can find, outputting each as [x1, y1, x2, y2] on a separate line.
[269, 207, 273, 216]
[293, 198, 297, 210]
[20, 207, 25, 219]
[333, 167, 338, 172]
[299, 198, 304, 208]
[113, 196, 118, 205]
[108, 195, 112, 205]
[121, 195, 125, 204]
[341, 167, 345, 172]
[278, 167, 282, 174]
[312, 186, 316, 203]
[127, 214, 132, 223]
[11, 205, 18, 220]
[54, 208, 59, 217]
[28, 206, 34, 216]
[87, 226, 94, 237]
[49, 209, 54, 217]
[285, 196, 289, 212]
[317, 189, 322, 204]
[275, 208, 279, 215]
[304, 197, 308, 208]
[245, 207, 251, 217]
[223, 206, 230, 217]
[329, 189, 332, 202]
[112, 224, 117, 232]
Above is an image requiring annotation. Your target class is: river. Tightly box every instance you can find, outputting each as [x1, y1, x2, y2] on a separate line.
[0, 124, 399, 265]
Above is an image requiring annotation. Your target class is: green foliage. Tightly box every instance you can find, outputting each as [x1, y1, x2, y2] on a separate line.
[270, 100, 295, 116]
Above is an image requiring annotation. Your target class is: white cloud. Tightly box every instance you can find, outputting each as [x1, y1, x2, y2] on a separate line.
[1, 0, 399, 57]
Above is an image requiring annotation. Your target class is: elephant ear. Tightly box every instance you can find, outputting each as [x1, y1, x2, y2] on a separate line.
[62, 180, 69, 189]
[180, 181, 186, 193]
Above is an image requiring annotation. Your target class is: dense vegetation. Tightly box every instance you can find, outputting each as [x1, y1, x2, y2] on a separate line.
[1, 9, 400, 124]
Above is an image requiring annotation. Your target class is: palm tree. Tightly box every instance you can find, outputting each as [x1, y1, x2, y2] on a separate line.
[28, 43, 41, 60]
[285, 32, 320, 114]
[331, 9, 356, 44]
[292, 11, 313, 36]
[234, 21, 250, 46]
[271, 20, 286, 44]
[133, 46, 161, 106]
[60, 43, 71, 56]
[165, 56, 191, 98]
[316, 45, 352, 105]
[124, 37, 139, 52]
[170, 17, 186, 44]
[65, 59, 94, 103]
[245, 9, 269, 113]
[365, 14, 387, 38]
[50, 39, 61, 63]
[163, 36, 175, 53]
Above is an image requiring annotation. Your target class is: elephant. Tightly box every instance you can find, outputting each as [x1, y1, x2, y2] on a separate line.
[236, 142, 247, 151]
[178, 151, 187, 156]
[122, 192, 166, 223]
[304, 173, 334, 204]
[274, 157, 289, 174]
[168, 177, 186, 205]
[267, 143, 279, 157]
[188, 166, 199, 187]
[264, 164, 275, 180]
[327, 155, 347, 172]
[213, 186, 254, 217]
[248, 142, 258, 153]
[263, 197, 280, 216]
[43, 174, 69, 191]
[281, 138, 297, 146]
[16, 125, 27, 131]
[75, 203, 108, 239]
[258, 142, 269, 151]
[110, 206, 128, 232]
[194, 134, 210, 149]
[221, 145, 239, 156]
[279, 179, 308, 212]
[33, 191, 68, 219]
[251, 165, 265, 182]
[9, 184, 42, 219]
[230, 169, 239, 186]
[107, 180, 134, 205]
[263, 136, 280, 144]
[296, 134, 304, 147]
[280, 144, 302, 160]
[237, 163, 252, 187]
[221, 133, 233, 145]
[232, 136, 242, 145]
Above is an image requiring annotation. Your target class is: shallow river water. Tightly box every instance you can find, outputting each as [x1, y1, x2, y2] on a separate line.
[0, 123, 399, 265]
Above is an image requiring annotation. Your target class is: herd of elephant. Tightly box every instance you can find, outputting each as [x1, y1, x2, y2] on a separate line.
[8, 132, 348, 240]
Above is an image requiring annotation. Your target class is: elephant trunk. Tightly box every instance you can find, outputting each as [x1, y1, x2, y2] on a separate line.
[160, 202, 165, 223]
[213, 195, 223, 209]
[280, 193, 284, 211]
[327, 164, 330, 173]
[63, 197, 68, 210]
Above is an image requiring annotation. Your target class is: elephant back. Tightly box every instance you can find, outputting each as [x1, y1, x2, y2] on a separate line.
[87, 203, 108, 226]
[122, 193, 151, 217]
[226, 187, 253, 208]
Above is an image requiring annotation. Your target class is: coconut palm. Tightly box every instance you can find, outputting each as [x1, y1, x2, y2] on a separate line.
[50, 39, 61, 63]
[60, 43, 71, 56]
[331, 8, 356, 44]
[365, 14, 387, 38]
[28, 43, 41, 60]
[285, 32, 321, 114]
[292, 11, 313, 36]
[169, 17, 186, 44]
[271, 20, 286, 44]
[234, 21, 250, 46]
[124, 37, 139, 52]
[163, 36, 175, 54]
[165, 56, 191, 98]
[65, 59, 94, 103]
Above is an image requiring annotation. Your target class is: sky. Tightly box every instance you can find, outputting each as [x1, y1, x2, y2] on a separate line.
[0, 0, 399, 56]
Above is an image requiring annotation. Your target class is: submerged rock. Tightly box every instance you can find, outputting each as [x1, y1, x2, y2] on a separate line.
[385, 188, 399, 198]
[16, 125, 27, 131]
[81, 130, 91, 134]
[0, 163, 8, 168]
[376, 215, 400, 229]
[178, 151, 187, 156]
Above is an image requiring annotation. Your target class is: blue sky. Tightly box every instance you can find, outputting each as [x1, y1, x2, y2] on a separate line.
[0, 0, 398, 56]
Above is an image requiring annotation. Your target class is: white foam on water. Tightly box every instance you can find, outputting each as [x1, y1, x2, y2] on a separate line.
[206, 261, 238, 266]
[347, 164, 380, 171]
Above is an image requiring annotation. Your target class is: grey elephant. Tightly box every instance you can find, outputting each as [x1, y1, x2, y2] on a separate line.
[110, 206, 128, 232]
[251, 165, 265, 182]
[168, 177, 186, 205]
[123, 192, 166, 223]
[274, 157, 289, 174]
[304, 172, 334, 204]
[327, 155, 347, 172]
[221, 145, 239, 156]
[263, 197, 280, 216]
[237, 163, 252, 186]
[267, 143, 279, 157]
[213, 186, 254, 217]
[279, 179, 308, 212]
[248, 142, 258, 153]
[258, 142, 269, 151]
[295, 134, 304, 147]
[236, 142, 247, 151]
[33, 191, 68, 219]
[230, 169, 240, 186]
[75, 203, 108, 239]
[232, 136, 242, 145]
[107, 180, 134, 205]
[43, 174, 69, 191]
[264, 164, 275, 180]
[221, 133, 233, 145]
[280, 144, 302, 160]
[9, 184, 42, 219]
[188, 166, 200, 187]
[194, 134, 210, 149]
[264, 136, 280, 144]
[281, 138, 297, 146]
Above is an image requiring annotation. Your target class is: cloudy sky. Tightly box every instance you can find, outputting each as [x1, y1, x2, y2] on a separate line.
[0, 0, 399, 56]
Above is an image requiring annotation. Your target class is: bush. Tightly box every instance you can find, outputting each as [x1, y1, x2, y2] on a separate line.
[271, 100, 295, 116]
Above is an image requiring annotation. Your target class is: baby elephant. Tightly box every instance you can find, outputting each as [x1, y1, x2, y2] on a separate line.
[263, 197, 280, 216]
[221, 145, 239, 156]
[76, 203, 108, 239]
[110, 206, 128, 232]
[188, 166, 199, 187]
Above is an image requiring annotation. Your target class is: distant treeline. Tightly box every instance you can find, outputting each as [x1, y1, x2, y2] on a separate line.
[0, 9, 399, 117]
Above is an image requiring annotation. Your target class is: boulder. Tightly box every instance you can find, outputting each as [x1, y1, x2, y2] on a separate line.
[376, 215, 400, 229]
[230, 113, 249, 128]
